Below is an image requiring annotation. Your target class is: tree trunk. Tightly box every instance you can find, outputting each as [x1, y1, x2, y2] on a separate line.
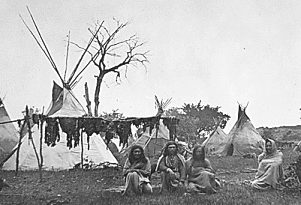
[84, 82, 92, 116]
[94, 73, 104, 117]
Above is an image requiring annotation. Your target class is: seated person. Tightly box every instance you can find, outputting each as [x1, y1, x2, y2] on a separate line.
[185, 145, 220, 194]
[156, 141, 186, 193]
[122, 145, 152, 196]
[251, 138, 283, 190]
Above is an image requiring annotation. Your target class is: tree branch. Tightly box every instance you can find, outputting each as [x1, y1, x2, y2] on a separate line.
[73, 19, 149, 115]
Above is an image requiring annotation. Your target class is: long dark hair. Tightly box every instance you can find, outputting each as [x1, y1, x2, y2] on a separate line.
[192, 145, 205, 161]
[162, 141, 178, 157]
[128, 145, 147, 164]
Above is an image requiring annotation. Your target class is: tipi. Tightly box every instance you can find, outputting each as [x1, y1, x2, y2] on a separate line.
[2, 83, 118, 170]
[121, 119, 171, 164]
[225, 105, 264, 156]
[120, 97, 174, 164]
[202, 126, 230, 156]
[0, 99, 19, 160]
[2, 10, 118, 170]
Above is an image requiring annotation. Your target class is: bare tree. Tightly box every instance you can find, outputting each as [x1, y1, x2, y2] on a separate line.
[70, 20, 149, 116]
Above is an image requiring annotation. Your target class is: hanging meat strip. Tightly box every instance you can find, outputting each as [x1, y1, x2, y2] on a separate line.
[59, 117, 79, 149]
[105, 121, 115, 145]
[116, 121, 132, 148]
[95, 119, 106, 134]
[81, 118, 96, 137]
[44, 118, 60, 147]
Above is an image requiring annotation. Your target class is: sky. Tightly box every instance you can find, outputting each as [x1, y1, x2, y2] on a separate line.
[1, 0, 301, 133]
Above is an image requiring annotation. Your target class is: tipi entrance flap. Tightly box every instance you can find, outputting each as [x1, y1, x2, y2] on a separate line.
[46, 81, 64, 116]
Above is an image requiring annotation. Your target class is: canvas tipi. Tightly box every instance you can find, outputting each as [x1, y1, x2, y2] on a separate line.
[121, 119, 170, 164]
[225, 105, 264, 156]
[0, 99, 19, 160]
[2, 10, 118, 170]
[202, 126, 230, 156]
[2, 82, 118, 170]
[121, 97, 174, 164]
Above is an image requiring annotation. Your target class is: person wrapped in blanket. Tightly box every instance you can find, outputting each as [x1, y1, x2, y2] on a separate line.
[185, 145, 220, 194]
[122, 145, 153, 196]
[251, 138, 284, 190]
[156, 141, 186, 193]
[282, 140, 301, 189]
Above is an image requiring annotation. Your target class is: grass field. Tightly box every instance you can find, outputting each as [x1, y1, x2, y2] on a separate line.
[0, 147, 300, 205]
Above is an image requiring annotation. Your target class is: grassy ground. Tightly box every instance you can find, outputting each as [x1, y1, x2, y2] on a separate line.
[0, 148, 300, 205]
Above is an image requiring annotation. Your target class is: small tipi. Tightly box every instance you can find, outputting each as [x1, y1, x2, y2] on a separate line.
[202, 126, 230, 156]
[121, 96, 174, 164]
[123, 119, 170, 164]
[225, 105, 264, 156]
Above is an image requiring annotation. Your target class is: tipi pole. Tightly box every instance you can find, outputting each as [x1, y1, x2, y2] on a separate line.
[68, 22, 104, 85]
[15, 117, 27, 176]
[26, 7, 64, 85]
[80, 129, 84, 169]
[25, 106, 42, 180]
[63, 31, 71, 82]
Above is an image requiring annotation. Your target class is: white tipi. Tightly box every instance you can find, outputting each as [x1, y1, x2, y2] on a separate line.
[202, 126, 230, 156]
[2, 83, 118, 171]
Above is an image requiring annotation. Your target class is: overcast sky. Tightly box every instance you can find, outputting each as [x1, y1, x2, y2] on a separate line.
[1, 0, 301, 132]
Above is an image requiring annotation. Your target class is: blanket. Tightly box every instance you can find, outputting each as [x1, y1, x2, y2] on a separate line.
[251, 139, 283, 190]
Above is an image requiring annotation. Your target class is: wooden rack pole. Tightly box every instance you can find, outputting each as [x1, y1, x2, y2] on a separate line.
[39, 120, 44, 181]
[81, 130, 84, 169]
[25, 106, 42, 180]
[15, 118, 26, 176]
